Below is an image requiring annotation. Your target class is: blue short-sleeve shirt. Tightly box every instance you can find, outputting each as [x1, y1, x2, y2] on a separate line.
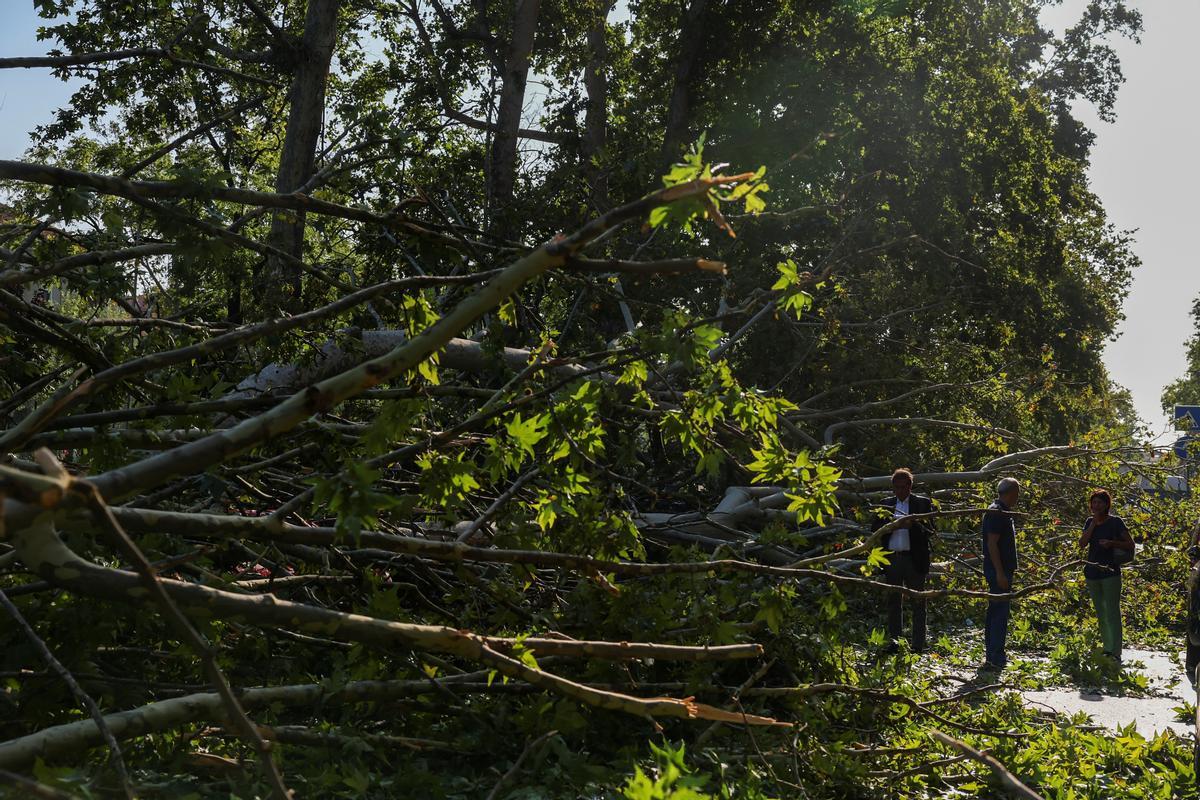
[981, 499, 1018, 574]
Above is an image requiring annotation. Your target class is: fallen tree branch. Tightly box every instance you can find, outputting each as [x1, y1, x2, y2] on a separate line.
[1, 517, 784, 765]
[484, 729, 558, 800]
[564, 257, 726, 276]
[0, 242, 177, 288]
[0, 668, 781, 770]
[0, 675, 478, 769]
[456, 465, 540, 542]
[101, 506, 1062, 601]
[0, 273, 497, 453]
[0, 770, 77, 800]
[65, 459, 292, 800]
[72, 175, 749, 504]
[7, 510, 764, 656]
[0, 587, 134, 798]
[929, 731, 1045, 799]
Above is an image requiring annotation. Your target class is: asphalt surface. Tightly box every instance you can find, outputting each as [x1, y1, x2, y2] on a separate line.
[1021, 649, 1195, 738]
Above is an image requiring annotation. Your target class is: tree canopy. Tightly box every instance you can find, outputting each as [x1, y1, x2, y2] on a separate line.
[3, 1, 1194, 798]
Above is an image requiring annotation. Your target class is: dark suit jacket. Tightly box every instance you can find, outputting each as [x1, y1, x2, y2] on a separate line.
[872, 494, 934, 573]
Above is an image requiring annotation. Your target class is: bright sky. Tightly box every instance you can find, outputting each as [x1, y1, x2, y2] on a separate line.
[0, 8, 78, 156]
[1037, 0, 1200, 438]
[0, 2, 1194, 435]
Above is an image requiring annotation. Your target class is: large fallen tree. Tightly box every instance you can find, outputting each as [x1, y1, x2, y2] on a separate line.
[1, 1, 1184, 798]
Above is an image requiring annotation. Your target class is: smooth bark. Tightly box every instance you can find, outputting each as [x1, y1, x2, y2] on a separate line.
[264, 0, 343, 309]
[583, 1, 615, 207]
[488, 0, 542, 222]
[660, 0, 709, 164]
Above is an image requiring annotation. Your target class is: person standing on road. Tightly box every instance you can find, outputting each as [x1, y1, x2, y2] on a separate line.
[1078, 488, 1134, 661]
[872, 468, 935, 653]
[982, 477, 1021, 670]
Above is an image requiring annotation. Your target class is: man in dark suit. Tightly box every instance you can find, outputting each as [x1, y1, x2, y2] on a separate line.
[872, 468, 934, 653]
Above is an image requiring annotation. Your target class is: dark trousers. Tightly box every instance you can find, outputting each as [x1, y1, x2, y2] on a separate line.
[983, 562, 1012, 667]
[883, 552, 927, 651]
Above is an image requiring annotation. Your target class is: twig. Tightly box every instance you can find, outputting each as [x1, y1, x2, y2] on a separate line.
[457, 466, 541, 542]
[866, 753, 972, 779]
[122, 93, 268, 178]
[0, 770, 78, 800]
[485, 729, 558, 800]
[929, 731, 1045, 799]
[50, 451, 292, 800]
[746, 684, 1030, 739]
[256, 724, 458, 753]
[0, 272, 494, 452]
[0, 587, 135, 799]
[564, 256, 726, 276]
[105, 506, 1071, 602]
[478, 340, 556, 416]
[696, 659, 776, 746]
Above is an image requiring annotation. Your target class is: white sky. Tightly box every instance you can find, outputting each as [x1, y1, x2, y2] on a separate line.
[1037, 0, 1200, 436]
[0, 2, 1193, 434]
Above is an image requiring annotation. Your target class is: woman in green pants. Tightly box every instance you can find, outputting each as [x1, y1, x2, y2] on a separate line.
[1079, 489, 1134, 661]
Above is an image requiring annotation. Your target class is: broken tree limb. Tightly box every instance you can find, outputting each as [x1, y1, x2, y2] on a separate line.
[0, 668, 781, 771]
[97, 506, 1061, 602]
[0, 676, 479, 769]
[0, 587, 134, 798]
[65, 172, 752, 503]
[7, 514, 763, 662]
[0, 273, 498, 454]
[70, 461, 291, 800]
[930, 731, 1045, 799]
[823, 417, 1035, 449]
[3, 517, 783, 738]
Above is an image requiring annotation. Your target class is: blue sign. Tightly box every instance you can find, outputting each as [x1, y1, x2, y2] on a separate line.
[1175, 435, 1198, 460]
[1175, 405, 1200, 429]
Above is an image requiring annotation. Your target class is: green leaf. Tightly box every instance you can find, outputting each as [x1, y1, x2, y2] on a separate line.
[866, 547, 892, 570]
[506, 412, 549, 458]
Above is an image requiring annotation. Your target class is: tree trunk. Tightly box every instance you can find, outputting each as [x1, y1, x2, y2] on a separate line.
[263, 0, 342, 312]
[583, 0, 614, 209]
[487, 0, 542, 227]
[660, 0, 709, 165]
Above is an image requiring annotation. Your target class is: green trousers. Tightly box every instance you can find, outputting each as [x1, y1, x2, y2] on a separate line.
[1086, 575, 1122, 658]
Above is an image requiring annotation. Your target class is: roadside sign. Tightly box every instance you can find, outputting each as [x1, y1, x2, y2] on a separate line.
[1176, 435, 1198, 460]
[1175, 405, 1200, 429]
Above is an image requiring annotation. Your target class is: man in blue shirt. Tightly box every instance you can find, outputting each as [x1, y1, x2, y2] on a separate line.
[981, 477, 1020, 670]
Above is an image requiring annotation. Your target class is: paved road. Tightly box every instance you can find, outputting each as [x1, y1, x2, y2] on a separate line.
[1022, 649, 1195, 737]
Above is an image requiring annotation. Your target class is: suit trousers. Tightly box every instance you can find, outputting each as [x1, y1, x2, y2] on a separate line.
[883, 551, 927, 651]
